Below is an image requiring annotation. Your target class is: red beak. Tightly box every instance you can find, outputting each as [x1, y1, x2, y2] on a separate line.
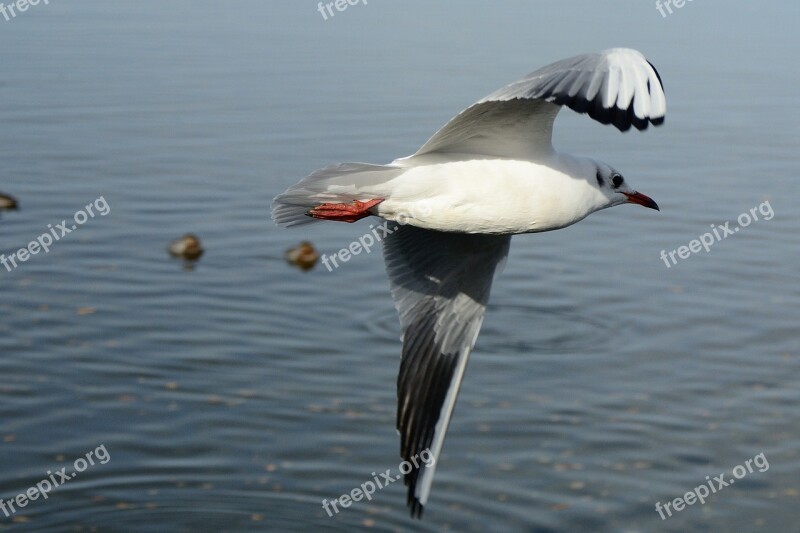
[623, 191, 660, 211]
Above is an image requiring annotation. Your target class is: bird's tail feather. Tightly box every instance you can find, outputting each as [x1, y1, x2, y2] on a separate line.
[271, 162, 404, 227]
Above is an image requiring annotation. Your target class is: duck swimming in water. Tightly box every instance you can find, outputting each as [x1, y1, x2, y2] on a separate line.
[284, 241, 318, 271]
[0, 193, 18, 210]
[168, 234, 204, 261]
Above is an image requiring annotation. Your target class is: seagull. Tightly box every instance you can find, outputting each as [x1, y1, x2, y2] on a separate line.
[272, 48, 665, 518]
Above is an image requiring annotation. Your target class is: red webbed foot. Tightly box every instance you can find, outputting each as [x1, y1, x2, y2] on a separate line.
[307, 198, 384, 223]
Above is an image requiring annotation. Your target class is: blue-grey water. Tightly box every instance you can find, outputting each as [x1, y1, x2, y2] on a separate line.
[0, 1, 798, 531]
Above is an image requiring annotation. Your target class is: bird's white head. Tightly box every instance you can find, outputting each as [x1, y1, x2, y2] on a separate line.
[592, 162, 659, 213]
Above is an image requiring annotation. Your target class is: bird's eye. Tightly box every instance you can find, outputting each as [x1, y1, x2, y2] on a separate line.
[612, 174, 624, 188]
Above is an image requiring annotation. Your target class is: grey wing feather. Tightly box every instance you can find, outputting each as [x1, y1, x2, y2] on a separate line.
[414, 48, 665, 158]
[485, 47, 666, 131]
[383, 225, 511, 517]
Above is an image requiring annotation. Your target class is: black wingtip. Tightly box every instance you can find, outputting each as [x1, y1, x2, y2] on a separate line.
[647, 59, 665, 94]
[404, 463, 426, 518]
[409, 498, 424, 519]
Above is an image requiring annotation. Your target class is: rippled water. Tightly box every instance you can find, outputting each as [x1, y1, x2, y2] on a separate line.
[0, 1, 798, 531]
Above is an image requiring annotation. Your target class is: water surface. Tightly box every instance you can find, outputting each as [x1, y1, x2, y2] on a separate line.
[0, 1, 798, 531]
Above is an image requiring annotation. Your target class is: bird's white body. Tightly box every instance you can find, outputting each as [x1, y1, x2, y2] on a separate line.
[375, 153, 608, 234]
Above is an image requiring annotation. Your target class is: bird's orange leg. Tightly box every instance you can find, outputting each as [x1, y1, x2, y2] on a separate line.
[307, 198, 384, 223]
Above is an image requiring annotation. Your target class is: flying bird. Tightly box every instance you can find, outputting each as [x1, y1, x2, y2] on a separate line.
[272, 48, 665, 517]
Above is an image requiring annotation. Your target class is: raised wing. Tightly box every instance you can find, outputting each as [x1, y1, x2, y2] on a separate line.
[414, 48, 666, 158]
[383, 225, 511, 517]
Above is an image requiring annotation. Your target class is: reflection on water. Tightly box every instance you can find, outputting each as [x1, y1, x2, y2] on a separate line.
[0, 1, 798, 531]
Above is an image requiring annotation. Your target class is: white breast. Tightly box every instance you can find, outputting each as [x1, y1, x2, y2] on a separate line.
[374, 154, 604, 235]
